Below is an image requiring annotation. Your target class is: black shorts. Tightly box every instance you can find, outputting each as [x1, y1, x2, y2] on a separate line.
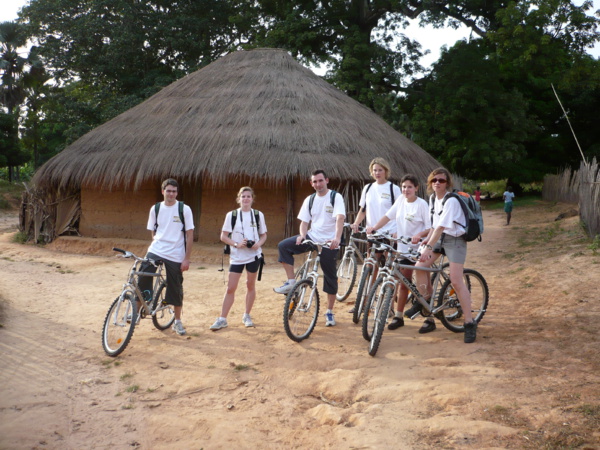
[229, 259, 260, 274]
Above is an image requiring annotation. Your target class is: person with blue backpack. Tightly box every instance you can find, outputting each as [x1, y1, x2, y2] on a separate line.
[405, 168, 478, 343]
[138, 178, 194, 336]
[210, 186, 268, 331]
[274, 169, 346, 327]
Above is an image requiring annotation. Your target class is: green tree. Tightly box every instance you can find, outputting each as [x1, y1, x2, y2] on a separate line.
[400, 40, 537, 179]
[0, 21, 30, 180]
[398, 0, 600, 181]
[18, 0, 262, 148]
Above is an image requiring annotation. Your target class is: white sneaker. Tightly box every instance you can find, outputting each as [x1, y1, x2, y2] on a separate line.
[210, 317, 228, 331]
[172, 321, 186, 335]
[274, 281, 295, 294]
[242, 314, 254, 327]
[325, 312, 336, 327]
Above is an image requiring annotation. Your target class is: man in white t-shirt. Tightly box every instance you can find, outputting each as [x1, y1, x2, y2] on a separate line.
[138, 179, 194, 335]
[274, 170, 346, 326]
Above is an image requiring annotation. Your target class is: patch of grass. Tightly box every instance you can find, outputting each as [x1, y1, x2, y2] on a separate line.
[576, 404, 600, 425]
[120, 372, 133, 381]
[122, 404, 134, 410]
[0, 180, 25, 210]
[207, 365, 216, 369]
[588, 235, 600, 255]
[233, 364, 250, 371]
[12, 232, 28, 244]
[126, 385, 139, 393]
[484, 404, 529, 427]
[197, 266, 206, 270]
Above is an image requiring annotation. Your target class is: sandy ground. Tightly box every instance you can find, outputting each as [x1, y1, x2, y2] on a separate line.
[1, 201, 600, 449]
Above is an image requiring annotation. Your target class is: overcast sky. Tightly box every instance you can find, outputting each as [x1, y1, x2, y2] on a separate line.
[1, 0, 598, 67]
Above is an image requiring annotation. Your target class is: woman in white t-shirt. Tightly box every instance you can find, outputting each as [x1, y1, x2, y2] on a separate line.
[407, 168, 477, 343]
[350, 158, 401, 310]
[210, 187, 267, 331]
[367, 174, 431, 329]
[351, 157, 401, 236]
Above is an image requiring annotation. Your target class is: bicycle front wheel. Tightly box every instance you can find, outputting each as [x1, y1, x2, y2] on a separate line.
[102, 294, 136, 357]
[283, 279, 320, 342]
[353, 264, 373, 324]
[436, 269, 489, 333]
[336, 252, 357, 302]
[362, 276, 384, 341]
[152, 283, 175, 330]
[369, 285, 394, 357]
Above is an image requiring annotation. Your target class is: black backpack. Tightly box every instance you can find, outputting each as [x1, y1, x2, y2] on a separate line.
[223, 209, 261, 254]
[154, 201, 187, 247]
[430, 192, 484, 242]
[363, 182, 396, 212]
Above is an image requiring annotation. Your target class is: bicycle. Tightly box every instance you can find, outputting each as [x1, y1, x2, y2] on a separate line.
[283, 240, 330, 342]
[351, 231, 390, 324]
[102, 248, 175, 356]
[363, 241, 489, 356]
[335, 223, 365, 301]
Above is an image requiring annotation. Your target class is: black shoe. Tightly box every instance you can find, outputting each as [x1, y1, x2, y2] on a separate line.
[404, 302, 423, 319]
[388, 316, 404, 330]
[418, 319, 436, 334]
[464, 321, 477, 343]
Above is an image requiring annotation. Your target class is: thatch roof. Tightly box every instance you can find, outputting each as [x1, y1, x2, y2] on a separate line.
[33, 48, 439, 190]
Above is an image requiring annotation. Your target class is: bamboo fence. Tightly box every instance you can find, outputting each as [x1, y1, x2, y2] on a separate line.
[542, 158, 600, 237]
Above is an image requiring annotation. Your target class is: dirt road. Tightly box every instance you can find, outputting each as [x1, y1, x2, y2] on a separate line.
[1, 202, 599, 449]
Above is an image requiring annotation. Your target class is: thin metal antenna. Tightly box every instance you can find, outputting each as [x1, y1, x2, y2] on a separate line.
[551, 83, 588, 167]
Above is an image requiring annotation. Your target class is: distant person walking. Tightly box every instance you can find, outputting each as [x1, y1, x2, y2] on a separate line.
[503, 187, 515, 225]
[474, 186, 481, 205]
[210, 187, 267, 331]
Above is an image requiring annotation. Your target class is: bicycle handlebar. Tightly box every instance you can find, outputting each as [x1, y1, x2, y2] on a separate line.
[343, 222, 367, 234]
[301, 239, 331, 249]
[112, 247, 162, 267]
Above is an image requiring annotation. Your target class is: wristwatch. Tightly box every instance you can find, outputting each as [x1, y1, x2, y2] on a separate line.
[234, 242, 238, 248]
[425, 244, 433, 250]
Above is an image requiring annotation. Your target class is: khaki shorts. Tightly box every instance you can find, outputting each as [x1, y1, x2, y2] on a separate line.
[433, 235, 467, 264]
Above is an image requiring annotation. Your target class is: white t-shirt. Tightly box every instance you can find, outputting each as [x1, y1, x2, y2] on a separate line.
[431, 194, 465, 238]
[386, 196, 431, 253]
[297, 190, 346, 243]
[146, 202, 195, 263]
[358, 181, 402, 233]
[222, 209, 267, 265]
[503, 191, 515, 203]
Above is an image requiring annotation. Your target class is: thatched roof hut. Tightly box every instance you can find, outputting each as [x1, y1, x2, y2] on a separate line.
[28, 48, 440, 244]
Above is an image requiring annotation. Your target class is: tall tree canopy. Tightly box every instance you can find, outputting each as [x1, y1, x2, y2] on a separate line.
[7, 0, 600, 182]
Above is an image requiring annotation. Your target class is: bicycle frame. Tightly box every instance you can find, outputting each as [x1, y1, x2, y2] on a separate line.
[116, 250, 166, 317]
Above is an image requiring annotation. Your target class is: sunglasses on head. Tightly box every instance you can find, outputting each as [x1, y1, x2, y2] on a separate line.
[431, 178, 447, 184]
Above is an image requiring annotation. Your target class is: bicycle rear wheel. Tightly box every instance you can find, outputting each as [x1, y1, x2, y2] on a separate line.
[436, 269, 489, 333]
[362, 276, 384, 341]
[152, 282, 175, 330]
[353, 264, 373, 324]
[283, 279, 320, 342]
[336, 252, 357, 302]
[369, 285, 394, 357]
[102, 294, 136, 357]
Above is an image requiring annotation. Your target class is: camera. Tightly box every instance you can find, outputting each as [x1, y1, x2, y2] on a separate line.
[246, 240, 255, 248]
